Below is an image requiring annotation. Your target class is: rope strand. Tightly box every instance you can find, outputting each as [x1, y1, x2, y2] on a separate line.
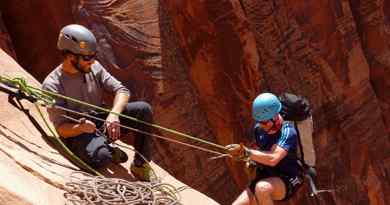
[0, 75, 228, 152]
[60, 112, 225, 156]
[29, 85, 227, 151]
[0, 76, 230, 157]
[0, 76, 224, 205]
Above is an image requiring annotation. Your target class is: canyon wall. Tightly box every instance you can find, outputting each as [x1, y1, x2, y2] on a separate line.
[0, 0, 389, 204]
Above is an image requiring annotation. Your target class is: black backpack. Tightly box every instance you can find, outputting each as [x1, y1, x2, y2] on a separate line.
[278, 93, 331, 195]
[278, 93, 314, 169]
[279, 93, 311, 121]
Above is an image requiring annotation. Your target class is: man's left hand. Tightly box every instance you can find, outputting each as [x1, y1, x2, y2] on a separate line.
[106, 113, 120, 141]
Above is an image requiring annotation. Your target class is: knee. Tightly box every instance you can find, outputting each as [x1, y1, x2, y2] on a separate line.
[255, 181, 274, 196]
[91, 147, 112, 168]
[232, 197, 250, 205]
[136, 101, 153, 120]
[232, 200, 244, 205]
[140, 101, 153, 115]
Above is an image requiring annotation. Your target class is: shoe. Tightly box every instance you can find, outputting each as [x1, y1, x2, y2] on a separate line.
[111, 147, 128, 164]
[130, 162, 157, 182]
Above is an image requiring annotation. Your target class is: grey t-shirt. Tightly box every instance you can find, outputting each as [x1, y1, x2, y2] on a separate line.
[42, 61, 130, 127]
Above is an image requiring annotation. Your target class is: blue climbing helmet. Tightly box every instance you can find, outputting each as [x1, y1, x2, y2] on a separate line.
[252, 93, 282, 121]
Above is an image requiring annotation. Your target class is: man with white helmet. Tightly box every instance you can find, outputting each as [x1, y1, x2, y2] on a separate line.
[42, 24, 154, 181]
[226, 93, 303, 205]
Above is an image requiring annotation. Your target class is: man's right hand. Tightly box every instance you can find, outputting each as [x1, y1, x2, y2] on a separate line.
[78, 118, 96, 133]
[225, 143, 251, 161]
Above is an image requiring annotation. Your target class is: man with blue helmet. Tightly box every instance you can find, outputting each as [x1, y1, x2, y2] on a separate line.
[226, 93, 303, 205]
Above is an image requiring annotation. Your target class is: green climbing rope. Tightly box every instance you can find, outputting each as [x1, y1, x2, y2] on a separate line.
[34, 103, 102, 176]
[0, 75, 103, 176]
[0, 75, 233, 174]
[0, 75, 227, 204]
[0, 75, 227, 152]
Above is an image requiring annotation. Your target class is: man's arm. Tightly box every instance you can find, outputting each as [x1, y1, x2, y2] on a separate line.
[97, 63, 131, 140]
[248, 145, 288, 167]
[249, 123, 296, 166]
[105, 91, 130, 140]
[110, 91, 130, 115]
[56, 120, 96, 138]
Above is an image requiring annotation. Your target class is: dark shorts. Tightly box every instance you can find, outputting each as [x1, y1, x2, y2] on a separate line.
[249, 168, 303, 201]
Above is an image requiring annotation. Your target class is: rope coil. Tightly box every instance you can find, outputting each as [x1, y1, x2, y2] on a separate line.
[0, 76, 233, 205]
[65, 171, 186, 205]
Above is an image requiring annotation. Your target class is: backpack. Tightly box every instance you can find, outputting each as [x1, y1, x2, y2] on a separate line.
[278, 93, 316, 168]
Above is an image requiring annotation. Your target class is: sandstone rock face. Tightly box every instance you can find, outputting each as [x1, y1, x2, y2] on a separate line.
[0, 13, 15, 58]
[0, 0, 389, 204]
[0, 49, 219, 205]
[0, 1, 73, 81]
[2, 0, 239, 203]
[348, 0, 390, 135]
[165, 1, 390, 205]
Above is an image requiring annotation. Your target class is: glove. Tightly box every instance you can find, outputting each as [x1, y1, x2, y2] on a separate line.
[225, 143, 251, 161]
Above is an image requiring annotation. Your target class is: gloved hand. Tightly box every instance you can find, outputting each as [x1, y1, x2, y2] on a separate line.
[225, 143, 251, 161]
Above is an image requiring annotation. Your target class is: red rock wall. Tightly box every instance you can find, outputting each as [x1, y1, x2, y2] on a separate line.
[349, 0, 390, 134]
[162, 0, 262, 190]
[0, 0, 73, 81]
[0, 13, 15, 58]
[239, 0, 390, 204]
[0, 0, 389, 204]
[0, 0, 238, 203]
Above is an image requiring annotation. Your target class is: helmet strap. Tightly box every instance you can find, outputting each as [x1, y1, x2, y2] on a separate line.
[266, 114, 283, 134]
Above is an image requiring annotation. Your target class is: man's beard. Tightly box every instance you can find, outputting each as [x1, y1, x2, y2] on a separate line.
[71, 60, 91, 74]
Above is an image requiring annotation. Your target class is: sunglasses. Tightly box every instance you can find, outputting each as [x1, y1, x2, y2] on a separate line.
[259, 119, 275, 125]
[79, 54, 96, 61]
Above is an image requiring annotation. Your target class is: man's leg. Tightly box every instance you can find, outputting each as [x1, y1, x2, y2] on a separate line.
[254, 177, 286, 205]
[64, 133, 113, 168]
[232, 188, 258, 205]
[120, 101, 153, 166]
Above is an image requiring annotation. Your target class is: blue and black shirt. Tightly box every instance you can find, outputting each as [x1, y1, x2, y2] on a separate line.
[253, 121, 301, 177]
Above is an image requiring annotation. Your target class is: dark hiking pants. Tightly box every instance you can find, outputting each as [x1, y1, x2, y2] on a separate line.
[63, 101, 153, 168]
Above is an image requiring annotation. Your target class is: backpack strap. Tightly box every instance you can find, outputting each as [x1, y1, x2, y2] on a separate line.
[293, 121, 309, 170]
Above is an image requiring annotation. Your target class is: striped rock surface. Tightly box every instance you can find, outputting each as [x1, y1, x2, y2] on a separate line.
[1, 0, 389, 204]
[0, 49, 219, 205]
